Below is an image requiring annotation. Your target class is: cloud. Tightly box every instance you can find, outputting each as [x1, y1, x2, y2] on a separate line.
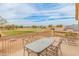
[0, 3, 76, 26]
[0, 3, 36, 19]
[30, 3, 68, 11]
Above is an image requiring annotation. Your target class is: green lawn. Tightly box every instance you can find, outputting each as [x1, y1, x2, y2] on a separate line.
[1, 30, 35, 36]
[0, 28, 43, 36]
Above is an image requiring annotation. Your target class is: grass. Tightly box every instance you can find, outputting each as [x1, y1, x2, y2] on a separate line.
[0, 28, 43, 36]
[1, 31, 35, 36]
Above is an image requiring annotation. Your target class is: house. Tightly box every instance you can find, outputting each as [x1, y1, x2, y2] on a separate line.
[64, 24, 78, 32]
[65, 27, 73, 32]
[54, 26, 64, 31]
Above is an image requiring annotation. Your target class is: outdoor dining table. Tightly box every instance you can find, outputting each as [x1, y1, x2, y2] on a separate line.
[23, 37, 55, 56]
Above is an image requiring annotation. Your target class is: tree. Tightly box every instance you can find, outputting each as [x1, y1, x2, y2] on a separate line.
[51, 28, 55, 31]
[0, 16, 8, 25]
[32, 25, 37, 28]
[56, 24, 63, 27]
[48, 25, 52, 28]
[20, 25, 24, 28]
[39, 26, 46, 29]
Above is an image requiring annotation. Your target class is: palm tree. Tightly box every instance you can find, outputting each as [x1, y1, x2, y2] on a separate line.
[0, 16, 8, 25]
[0, 16, 8, 30]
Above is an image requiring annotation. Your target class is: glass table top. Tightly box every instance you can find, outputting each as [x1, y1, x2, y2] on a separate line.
[25, 37, 55, 53]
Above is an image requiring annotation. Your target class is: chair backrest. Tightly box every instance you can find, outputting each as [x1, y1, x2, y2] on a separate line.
[53, 39, 62, 48]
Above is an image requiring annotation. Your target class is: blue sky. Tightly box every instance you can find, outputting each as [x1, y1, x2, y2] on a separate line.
[0, 3, 77, 26]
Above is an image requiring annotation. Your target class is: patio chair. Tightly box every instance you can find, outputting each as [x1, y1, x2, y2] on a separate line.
[53, 39, 62, 56]
[45, 39, 62, 56]
[65, 32, 78, 46]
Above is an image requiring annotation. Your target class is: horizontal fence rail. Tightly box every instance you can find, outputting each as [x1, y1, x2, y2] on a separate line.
[0, 30, 78, 56]
[0, 31, 52, 56]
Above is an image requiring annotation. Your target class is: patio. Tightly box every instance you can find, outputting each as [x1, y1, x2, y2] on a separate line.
[9, 37, 79, 56]
[0, 30, 79, 56]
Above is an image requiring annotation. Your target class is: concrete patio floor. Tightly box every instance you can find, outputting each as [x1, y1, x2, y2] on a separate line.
[10, 38, 79, 56]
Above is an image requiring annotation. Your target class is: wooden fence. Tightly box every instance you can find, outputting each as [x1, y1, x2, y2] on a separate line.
[0, 30, 52, 56]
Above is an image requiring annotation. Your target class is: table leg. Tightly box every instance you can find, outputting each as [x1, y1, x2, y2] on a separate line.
[23, 47, 25, 56]
[23, 48, 29, 56]
[37, 53, 40, 56]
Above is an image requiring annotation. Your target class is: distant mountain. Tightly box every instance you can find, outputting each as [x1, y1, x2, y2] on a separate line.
[0, 16, 8, 25]
[65, 24, 78, 31]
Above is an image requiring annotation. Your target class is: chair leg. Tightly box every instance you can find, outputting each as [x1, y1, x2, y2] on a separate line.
[55, 47, 58, 56]
[59, 47, 63, 56]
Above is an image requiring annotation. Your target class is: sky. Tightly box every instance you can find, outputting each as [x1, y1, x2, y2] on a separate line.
[0, 3, 77, 26]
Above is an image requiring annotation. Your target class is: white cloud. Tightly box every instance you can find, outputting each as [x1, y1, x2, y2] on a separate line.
[58, 3, 75, 17]
[33, 3, 75, 17]
[0, 3, 76, 26]
[0, 3, 37, 19]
